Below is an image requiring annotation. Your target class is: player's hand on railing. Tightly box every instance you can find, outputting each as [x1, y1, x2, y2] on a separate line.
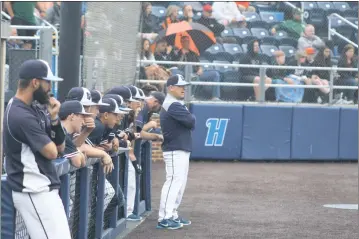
[156, 134, 164, 142]
[112, 138, 119, 152]
[101, 153, 114, 174]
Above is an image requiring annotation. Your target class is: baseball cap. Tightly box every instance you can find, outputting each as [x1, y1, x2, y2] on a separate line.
[19, 59, 63, 82]
[67, 87, 96, 106]
[106, 86, 139, 102]
[138, 88, 145, 98]
[99, 98, 122, 114]
[103, 94, 131, 113]
[90, 90, 110, 106]
[166, 74, 189, 87]
[146, 91, 165, 105]
[305, 47, 316, 55]
[203, 4, 212, 12]
[127, 85, 145, 100]
[59, 100, 93, 120]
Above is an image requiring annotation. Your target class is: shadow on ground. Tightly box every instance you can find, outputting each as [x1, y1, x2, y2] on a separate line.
[125, 161, 358, 239]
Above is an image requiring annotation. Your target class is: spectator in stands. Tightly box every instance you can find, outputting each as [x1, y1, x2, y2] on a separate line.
[182, 4, 194, 23]
[141, 84, 159, 96]
[139, 38, 170, 91]
[4, 2, 46, 49]
[59, 100, 90, 168]
[6, 28, 22, 65]
[196, 4, 225, 38]
[154, 39, 178, 69]
[162, 5, 180, 29]
[212, 1, 246, 27]
[271, 8, 305, 40]
[239, 39, 272, 101]
[141, 2, 161, 34]
[297, 25, 325, 52]
[175, 35, 221, 100]
[235, 2, 256, 13]
[336, 44, 358, 101]
[45, 2, 61, 29]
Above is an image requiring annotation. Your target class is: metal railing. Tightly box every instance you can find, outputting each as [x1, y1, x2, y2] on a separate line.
[138, 60, 358, 104]
[328, 13, 358, 48]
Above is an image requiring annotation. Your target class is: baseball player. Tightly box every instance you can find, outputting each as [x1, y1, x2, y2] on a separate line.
[3, 59, 71, 239]
[157, 75, 196, 230]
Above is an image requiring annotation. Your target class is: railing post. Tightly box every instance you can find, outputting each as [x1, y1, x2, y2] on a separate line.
[95, 163, 105, 238]
[144, 141, 152, 211]
[78, 167, 90, 239]
[184, 64, 192, 103]
[259, 67, 266, 103]
[329, 68, 335, 105]
[110, 154, 120, 228]
[328, 16, 332, 40]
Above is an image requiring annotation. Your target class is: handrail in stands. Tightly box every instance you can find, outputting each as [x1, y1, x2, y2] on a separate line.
[328, 13, 358, 48]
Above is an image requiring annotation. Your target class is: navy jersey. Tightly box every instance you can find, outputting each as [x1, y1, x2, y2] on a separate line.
[3, 98, 60, 193]
[160, 94, 196, 152]
[88, 117, 113, 146]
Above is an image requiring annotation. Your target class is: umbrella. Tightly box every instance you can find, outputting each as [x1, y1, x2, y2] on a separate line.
[152, 21, 216, 56]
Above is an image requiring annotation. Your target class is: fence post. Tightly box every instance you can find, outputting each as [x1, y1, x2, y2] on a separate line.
[78, 167, 90, 239]
[133, 139, 142, 216]
[110, 154, 120, 228]
[95, 163, 105, 238]
[144, 141, 152, 211]
[184, 64, 192, 104]
[259, 67, 266, 103]
[39, 28, 53, 68]
[59, 174, 71, 218]
[329, 69, 334, 105]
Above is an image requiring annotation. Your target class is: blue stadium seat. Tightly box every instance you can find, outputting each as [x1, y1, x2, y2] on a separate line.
[223, 43, 243, 56]
[183, 1, 203, 12]
[221, 28, 234, 38]
[260, 12, 283, 25]
[243, 12, 261, 22]
[233, 28, 256, 44]
[213, 60, 235, 73]
[151, 6, 166, 21]
[274, 30, 288, 39]
[251, 2, 277, 13]
[305, 8, 326, 27]
[279, 45, 296, 58]
[302, 2, 318, 10]
[332, 2, 350, 12]
[247, 20, 269, 30]
[316, 2, 338, 15]
[200, 60, 215, 71]
[278, 37, 298, 48]
[241, 44, 248, 53]
[193, 11, 202, 21]
[260, 45, 278, 57]
[250, 28, 270, 39]
[261, 36, 279, 47]
[203, 43, 224, 62]
[328, 15, 345, 28]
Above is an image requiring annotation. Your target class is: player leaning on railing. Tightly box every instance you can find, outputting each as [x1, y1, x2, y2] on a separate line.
[3, 59, 71, 239]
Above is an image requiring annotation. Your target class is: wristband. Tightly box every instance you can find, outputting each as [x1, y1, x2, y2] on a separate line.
[50, 116, 59, 126]
[50, 122, 66, 146]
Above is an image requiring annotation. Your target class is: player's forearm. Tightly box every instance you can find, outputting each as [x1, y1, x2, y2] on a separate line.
[73, 130, 91, 147]
[4, 2, 14, 18]
[79, 144, 107, 159]
[140, 131, 159, 141]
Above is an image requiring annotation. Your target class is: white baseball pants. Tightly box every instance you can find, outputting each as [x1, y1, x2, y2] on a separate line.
[126, 157, 136, 217]
[158, 150, 190, 222]
[12, 189, 71, 239]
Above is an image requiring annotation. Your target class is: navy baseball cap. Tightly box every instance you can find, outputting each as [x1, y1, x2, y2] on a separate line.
[90, 90, 110, 106]
[99, 98, 122, 114]
[103, 94, 131, 113]
[106, 86, 139, 102]
[19, 59, 63, 82]
[166, 74, 189, 87]
[127, 85, 146, 100]
[59, 100, 93, 120]
[147, 91, 165, 105]
[67, 87, 96, 106]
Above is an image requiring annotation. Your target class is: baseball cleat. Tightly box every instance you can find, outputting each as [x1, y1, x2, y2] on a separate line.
[173, 216, 191, 226]
[156, 219, 183, 230]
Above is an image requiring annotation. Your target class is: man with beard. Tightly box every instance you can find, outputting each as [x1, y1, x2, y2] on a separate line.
[3, 59, 71, 239]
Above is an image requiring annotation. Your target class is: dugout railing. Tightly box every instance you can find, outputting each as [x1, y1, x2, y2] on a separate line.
[1, 141, 153, 239]
[137, 60, 358, 104]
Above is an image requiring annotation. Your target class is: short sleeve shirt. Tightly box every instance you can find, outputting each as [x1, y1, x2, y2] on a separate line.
[62, 132, 80, 159]
[3, 98, 60, 193]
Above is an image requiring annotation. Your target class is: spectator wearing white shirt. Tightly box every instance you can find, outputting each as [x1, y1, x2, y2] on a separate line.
[212, 1, 246, 27]
[297, 25, 325, 53]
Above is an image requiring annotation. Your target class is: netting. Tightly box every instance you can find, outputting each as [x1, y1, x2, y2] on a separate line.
[81, 2, 142, 92]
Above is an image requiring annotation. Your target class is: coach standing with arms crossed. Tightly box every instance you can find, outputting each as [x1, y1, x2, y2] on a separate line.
[157, 75, 196, 230]
[3, 59, 71, 239]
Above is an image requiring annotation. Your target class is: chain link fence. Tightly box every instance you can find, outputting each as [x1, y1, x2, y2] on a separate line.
[137, 2, 358, 104]
[81, 2, 142, 92]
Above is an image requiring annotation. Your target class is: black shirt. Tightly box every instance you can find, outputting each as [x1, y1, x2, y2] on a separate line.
[88, 117, 113, 146]
[4, 97, 60, 192]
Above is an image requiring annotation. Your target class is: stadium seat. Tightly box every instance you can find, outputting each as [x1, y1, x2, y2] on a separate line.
[260, 45, 278, 57]
[317, 2, 339, 15]
[279, 45, 296, 58]
[332, 2, 350, 12]
[243, 12, 261, 22]
[203, 44, 224, 62]
[212, 60, 235, 73]
[233, 28, 256, 44]
[151, 6, 166, 21]
[278, 37, 298, 48]
[302, 2, 318, 10]
[328, 15, 345, 28]
[251, 2, 277, 13]
[261, 36, 279, 47]
[343, 9, 358, 18]
[221, 36, 238, 44]
[221, 28, 234, 38]
[241, 44, 248, 53]
[223, 43, 243, 60]
[247, 21, 269, 30]
[260, 12, 284, 25]
[274, 30, 288, 39]
[305, 8, 326, 27]
[250, 28, 270, 39]
[200, 60, 215, 71]
[193, 11, 202, 21]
